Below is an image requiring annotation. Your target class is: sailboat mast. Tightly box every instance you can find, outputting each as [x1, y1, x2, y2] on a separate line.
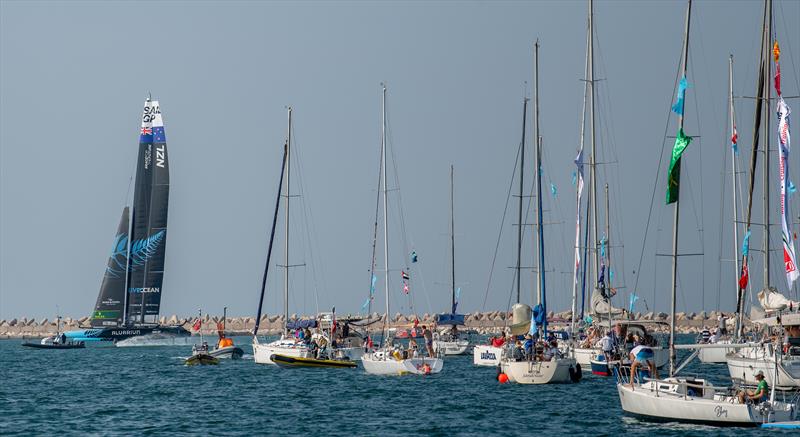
[517, 98, 528, 304]
[381, 84, 390, 336]
[451, 165, 456, 311]
[283, 107, 292, 335]
[762, 0, 773, 290]
[571, 20, 590, 341]
[533, 40, 548, 336]
[729, 55, 743, 338]
[588, 0, 599, 299]
[534, 40, 543, 308]
[669, 0, 691, 377]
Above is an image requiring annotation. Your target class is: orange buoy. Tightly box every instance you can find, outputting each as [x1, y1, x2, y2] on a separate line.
[498, 373, 509, 383]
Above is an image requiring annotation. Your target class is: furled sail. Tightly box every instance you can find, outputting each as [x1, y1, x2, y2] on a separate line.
[90, 207, 129, 327]
[757, 286, 799, 313]
[590, 289, 626, 320]
[126, 99, 170, 323]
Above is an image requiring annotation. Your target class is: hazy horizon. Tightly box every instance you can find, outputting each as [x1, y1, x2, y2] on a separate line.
[2, 0, 800, 320]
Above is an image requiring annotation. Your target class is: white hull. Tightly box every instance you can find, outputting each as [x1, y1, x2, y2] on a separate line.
[362, 350, 443, 375]
[115, 334, 193, 347]
[573, 346, 669, 370]
[698, 342, 735, 363]
[727, 346, 800, 389]
[473, 345, 503, 366]
[253, 338, 310, 365]
[433, 339, 470, 356]
[617, 379, 796, 425]
[335, 346, 365, 361]
[574, 347, 599, 367]
[500, 358, 577, 384]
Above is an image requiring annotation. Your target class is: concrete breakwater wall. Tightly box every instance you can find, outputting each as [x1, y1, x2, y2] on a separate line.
[0, 310, 740, 339]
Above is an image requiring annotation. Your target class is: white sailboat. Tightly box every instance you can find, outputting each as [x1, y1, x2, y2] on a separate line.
[616, 0, 797, 425]
[724, 0, 800, 386]
[432, 166, 470, 356]
[362, 84, 444, 376]
[499, 41, 580, 384]
[252, 107, 310, 365]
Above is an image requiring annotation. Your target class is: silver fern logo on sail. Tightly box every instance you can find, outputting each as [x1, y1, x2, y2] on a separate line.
[105, 230, 166, 278]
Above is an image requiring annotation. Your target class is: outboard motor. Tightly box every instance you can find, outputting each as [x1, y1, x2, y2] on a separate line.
[569, 364, 583, 382]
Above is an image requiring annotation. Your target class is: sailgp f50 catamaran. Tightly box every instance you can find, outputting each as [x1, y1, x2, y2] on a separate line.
[66, 97, 189, 345]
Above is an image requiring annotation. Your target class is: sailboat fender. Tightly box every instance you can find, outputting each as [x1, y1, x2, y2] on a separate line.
[569, 363, 583, 382]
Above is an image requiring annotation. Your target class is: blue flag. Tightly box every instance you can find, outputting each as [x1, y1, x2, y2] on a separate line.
[411, 251, 418, 263]
[361, 298, 370, 312]
[370, 274, 377, 296]
[550, 183, 557, 198]
[741, 230, 752, 257]
[672, 75, 690, 115]
[629, 294, 640, 313]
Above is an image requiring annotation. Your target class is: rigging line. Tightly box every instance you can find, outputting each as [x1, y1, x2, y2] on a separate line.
[776, 0, 799, 94]
[291, 131, 325, 314]
[366, 128, 384, 315]
[632, 43, 685, 298]
[716, 85, 731, 312]
[481, 138, 523, 311]
[385, 109, 429, 315]
[540, 145, 570, 309]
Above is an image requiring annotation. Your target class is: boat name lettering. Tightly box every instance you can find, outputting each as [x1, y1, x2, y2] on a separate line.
[142, 104, 160, 122]
[156, 145, 165, 168]
[480, 351, 496, 360]
[111, 330, 141, 336]
[129, 287, 160, 294]
[714, 406, 728, 418]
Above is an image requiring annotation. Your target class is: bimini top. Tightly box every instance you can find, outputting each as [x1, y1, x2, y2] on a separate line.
[286, 319, 318, 330]
[435, 313, 465, 326]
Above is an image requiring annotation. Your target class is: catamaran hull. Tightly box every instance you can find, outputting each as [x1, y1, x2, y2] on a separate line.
[64, 325, 190, 345]
[617, 382, 795, 425]
[433, 339, 470, 355]
[500, 358, 577, 384]
[727, 349, 800, 389]
[473, 345, 503, 366]
[362, 354, 444, 375]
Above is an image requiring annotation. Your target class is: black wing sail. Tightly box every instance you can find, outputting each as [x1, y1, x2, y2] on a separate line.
[126, 98, 170, 324]
[90, 207, 130, 328]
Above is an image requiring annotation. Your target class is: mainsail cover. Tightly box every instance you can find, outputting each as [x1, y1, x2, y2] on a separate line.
[590, 289, 626, 320]
[126, 99, 170, 322]
[90, 207, 130, 327]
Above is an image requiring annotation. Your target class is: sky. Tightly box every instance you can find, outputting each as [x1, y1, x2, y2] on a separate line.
[1, 0, 799, 320]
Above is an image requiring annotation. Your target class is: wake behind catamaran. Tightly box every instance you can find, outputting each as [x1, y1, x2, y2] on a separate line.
[66, 98, 189, 345]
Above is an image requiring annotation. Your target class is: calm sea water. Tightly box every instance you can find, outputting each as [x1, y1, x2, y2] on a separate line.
[0, 335, 793, 436]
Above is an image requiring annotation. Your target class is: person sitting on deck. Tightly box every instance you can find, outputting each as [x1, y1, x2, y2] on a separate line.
[543, 340, 560, 361]
[512, 340, 524, 361]
[408, 339, 419, 358]
[709, 329, 720, 344]
[491, 334, 505, 347]
[700, 328, 711, 343]
[628, 344, 657, 388]
[738, 371, 769, 404]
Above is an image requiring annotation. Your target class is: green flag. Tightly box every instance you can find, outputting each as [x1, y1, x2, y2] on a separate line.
[666, 128, 692, 204]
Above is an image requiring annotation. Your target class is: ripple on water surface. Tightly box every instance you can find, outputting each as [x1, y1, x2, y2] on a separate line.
[0, 336, 794, 436]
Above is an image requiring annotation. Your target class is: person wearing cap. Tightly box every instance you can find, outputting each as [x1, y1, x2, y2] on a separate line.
[523, 334, 534, 360]
[738, 371, 769, 404]
[628, 344, 657, 388]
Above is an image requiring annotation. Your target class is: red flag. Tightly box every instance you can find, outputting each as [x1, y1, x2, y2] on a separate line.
[403, 282, 409, 294]
[192, 319, 202, 331]
[739, 264, 749, 289]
